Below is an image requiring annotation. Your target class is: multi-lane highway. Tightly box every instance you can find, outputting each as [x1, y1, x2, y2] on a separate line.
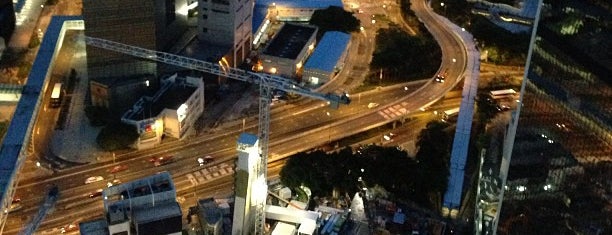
[4, 0, 472, 234]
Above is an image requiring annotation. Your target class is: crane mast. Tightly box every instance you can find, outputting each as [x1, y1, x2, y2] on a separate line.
[84, 36, 349, 234]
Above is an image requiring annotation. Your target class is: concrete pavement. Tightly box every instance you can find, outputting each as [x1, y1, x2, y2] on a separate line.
[9, 0, 46, 48]
[49, 33, 103, 164]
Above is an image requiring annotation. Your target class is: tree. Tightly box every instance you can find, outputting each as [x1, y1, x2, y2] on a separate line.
[309, 6, 360, 34]
[96, 122, 138, 151]
[475, 93, 499, 124]
[280, 145, 421, 199]
[414, 121, 452, 206]
[370, 25, 441, 82]
[84, 106, 110, 126]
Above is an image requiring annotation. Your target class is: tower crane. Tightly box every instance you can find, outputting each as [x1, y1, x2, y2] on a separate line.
[84, 36, 350, 234]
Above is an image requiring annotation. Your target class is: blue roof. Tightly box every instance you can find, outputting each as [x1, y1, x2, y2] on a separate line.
[304, 31, 350, 72]
[252, 0, 344, 35]
[14, 0, 26, 12]
[0, 15, 82, 206]
[252, 5, 269, 33]
[238, 133, 258, 146]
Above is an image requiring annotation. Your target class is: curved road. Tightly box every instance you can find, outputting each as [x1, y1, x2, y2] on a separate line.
[4, 0, 470, 233]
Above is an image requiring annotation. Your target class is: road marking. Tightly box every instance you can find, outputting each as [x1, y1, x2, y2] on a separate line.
[186, 174, 197, 186]
[378, 111, 390, 119]
[187, 166, 235, 186]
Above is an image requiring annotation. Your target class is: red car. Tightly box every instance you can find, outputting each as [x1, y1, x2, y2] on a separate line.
[150, 156, 174, 167]
[88, 189, 103, 198]
[109, 165, 128, 173]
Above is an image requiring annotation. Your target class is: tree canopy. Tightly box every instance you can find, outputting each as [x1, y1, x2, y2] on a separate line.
[370, 25, 441, 82]
[309, 6, 360, 34]
[280, 121, 453, 209]
[96, 122, 138, 151]
[413, 121, 452, 206]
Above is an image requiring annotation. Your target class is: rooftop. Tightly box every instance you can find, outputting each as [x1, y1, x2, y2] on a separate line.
[79, 219, 109, 235]
[304, 31, 350, 72]
[103, 172, 176, 207]
[255, 0, 343, 8]
[252, 0, 343, 43]
[149, 81, 196, 116]
[238, 133, 258, 146]
[123, 74, 199, 120]
[132, 201, 182, 224]
[198, 198, 222, 224]
[262, 23, 316, 59]
[252, 4, 269, 33]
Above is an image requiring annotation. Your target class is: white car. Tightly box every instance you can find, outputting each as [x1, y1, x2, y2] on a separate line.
[85, 176, 104, 184]
[367, 102, 379, 109]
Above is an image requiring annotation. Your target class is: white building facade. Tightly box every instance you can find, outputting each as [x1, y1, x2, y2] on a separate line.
[198, 0, 253, 66]
[122, 74, 204, 150]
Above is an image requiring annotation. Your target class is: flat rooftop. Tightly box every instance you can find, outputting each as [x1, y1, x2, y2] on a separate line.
[262, 23, 316, 59]
[79, 219, 108, 235]
[134, 79, 197, 119]
[304, 31, 350, 72]
[133, 201, 182, 224]
[152, 82, 196, 114]
[103, 172, 175, 203]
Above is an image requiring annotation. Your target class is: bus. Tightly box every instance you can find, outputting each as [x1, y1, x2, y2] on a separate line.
[50, 83, 63, 108]
[442, 107, 460, 122]
[489, 89, 516, 100]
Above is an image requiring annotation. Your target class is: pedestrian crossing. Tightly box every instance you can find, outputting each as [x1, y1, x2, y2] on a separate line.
[186, 163, 234, 186]
[377, 103, 409, 120]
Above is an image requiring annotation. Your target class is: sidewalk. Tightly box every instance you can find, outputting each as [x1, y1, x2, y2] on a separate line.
[9, 0, 47, 49]
[349, 192, 371, 235]
[49, 32, 104, 164]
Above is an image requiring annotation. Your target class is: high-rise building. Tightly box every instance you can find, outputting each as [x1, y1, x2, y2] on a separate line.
[197, 0, 254, 67]
[83, 0, 189, 113]
[232, 133, 266, 234]
[492, 0, 611, 234]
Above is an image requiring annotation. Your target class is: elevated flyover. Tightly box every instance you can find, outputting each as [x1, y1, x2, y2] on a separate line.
[0, 16, 83, 233]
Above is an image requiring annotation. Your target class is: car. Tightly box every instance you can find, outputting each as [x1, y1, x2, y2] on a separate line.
[108, 165, 128, 173]
[435, 69, 448, 83]
[107, 179, 122, 187]
[367, 102, 379, 109]
[383, 133, 396, 141]
[60, 223, 78, 233]
[8, 203, 22, 213]
[434, 74, 446, 83]
[151, 156, 174, 167]
[198, 155, 214, 165]
[88, 189, 103, 198]
[11, 197, 21, 204]
[497, 104, 510, 111]
[85, 176, 104, 184]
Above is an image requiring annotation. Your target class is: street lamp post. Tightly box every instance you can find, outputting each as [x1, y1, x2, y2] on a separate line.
[441, 2, 447, 15]
[326, 112, 331, 143]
